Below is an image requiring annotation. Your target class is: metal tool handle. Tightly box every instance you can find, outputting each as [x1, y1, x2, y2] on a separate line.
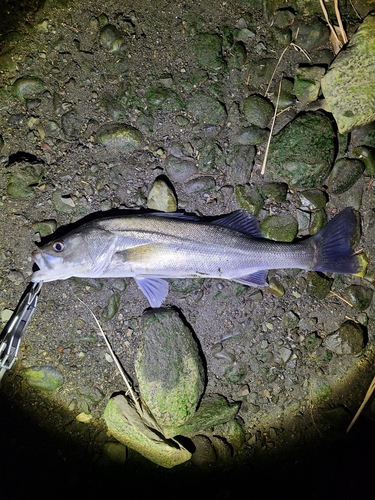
[0, 281, 43, 380]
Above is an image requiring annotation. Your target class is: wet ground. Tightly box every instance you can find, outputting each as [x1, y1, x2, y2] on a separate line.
[1, 0, 375, 495]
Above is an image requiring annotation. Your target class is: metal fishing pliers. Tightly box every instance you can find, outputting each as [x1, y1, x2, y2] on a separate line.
[0, 281, 43, 381]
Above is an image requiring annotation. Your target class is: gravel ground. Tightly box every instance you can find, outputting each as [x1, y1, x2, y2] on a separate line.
[1, 0, 375, 495]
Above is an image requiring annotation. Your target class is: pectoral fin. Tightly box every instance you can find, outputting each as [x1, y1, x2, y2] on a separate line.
[233, 270, 268, 287]
[134, 277, 169, 308]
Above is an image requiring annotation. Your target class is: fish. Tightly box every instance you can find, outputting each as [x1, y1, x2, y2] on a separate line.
[31, 207, 363, 308]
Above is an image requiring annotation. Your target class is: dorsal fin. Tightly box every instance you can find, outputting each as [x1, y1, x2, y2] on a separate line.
[212, 211, 263, 238]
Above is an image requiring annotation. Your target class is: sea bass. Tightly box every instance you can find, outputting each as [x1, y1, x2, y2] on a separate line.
[31, 208, 362, 308]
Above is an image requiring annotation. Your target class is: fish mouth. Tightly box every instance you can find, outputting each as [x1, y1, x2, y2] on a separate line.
[31, 249, 64, 282]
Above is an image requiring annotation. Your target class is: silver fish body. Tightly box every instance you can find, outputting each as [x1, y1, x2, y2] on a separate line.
[31, 208, 361, 307]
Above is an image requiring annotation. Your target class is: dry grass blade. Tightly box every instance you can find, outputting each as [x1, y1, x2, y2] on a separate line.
[75, 295, 139, 408]
[261, 78, 282, 176]
[334, 0, 348, 43]
[347, 375, 375, 432]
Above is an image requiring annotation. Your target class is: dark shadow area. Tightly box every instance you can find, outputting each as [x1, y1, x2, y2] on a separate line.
[1, 387, 375, 499]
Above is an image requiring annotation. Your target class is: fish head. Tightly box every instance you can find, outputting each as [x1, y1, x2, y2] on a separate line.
[31, 226, 115, 282]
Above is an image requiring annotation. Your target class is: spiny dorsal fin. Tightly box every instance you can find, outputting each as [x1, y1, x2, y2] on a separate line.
[211, 211, 263, 238]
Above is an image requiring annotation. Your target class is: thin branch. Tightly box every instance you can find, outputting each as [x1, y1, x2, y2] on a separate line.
[261, 78, 282, 176]
[75, 295, 139, 407]
[334, 0, 348, 43]
[347, 375, 375, 432]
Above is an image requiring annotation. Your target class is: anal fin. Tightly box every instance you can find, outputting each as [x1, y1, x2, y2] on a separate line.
[233, 270, 268, 287]
[134, 277, 169, 308]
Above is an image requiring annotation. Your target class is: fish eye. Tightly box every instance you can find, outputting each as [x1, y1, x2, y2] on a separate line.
[53, 241, 65, 252]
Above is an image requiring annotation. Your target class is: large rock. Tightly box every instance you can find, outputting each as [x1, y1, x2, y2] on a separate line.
[104, 395, 191, 468]
[321, 13, 375, 133]
[267, 111, 335, 187]
[135, 309, 205, 437]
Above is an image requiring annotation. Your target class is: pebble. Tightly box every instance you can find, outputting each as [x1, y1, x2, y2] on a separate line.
[102, 293, 121, 320]
[184, 176, 215, 194]
[187, 92, 227, 125]
[299, 188, 327, 209]
[52, 189, 75, 213]
[99, 24, 125, 52]
[260, 214, 298, 242]
[352, 146, 375, 176]
[191, 435, 216, 467]
[306, 271, 332, 299]
[194, 33, 224, 71]
[343, 284, 374, 311]
[243, 94, 274, 128]
[165, 155, 198, 182]
[235, 184, 263, 215]
[23, 365, 63, 391]
[147, 176, 177, 212]
[291, 17, 329, 50]
[102, 442, 127, 464]
[226, 145, 256, 184]
[321, 13, 375, 133]
[294, 65, 325, 104]
[236, 126, 268, 146]
[325, 321, 365, 355]
[327, 158, 365, 194]
[268, 111, 335, 188]
[12, 76, 46, 100]
[31, 219, 57, 237]
[95, 123, 143, 150]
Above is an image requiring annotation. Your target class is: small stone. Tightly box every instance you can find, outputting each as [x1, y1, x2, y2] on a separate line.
[236, 126, 268, 145]
[100, 24, 125, 52]
[352, 146, 375, 176]
[279, 347, 292, 363]
[260, 182, 288, 202]
[227, 41, 247, 68]
[268, 111, 335, 188]
[282, 311, 300, 329]
[187, 92, 227, 125]
[260, 214, 298, 242]
[102, 293, 121, 320]
[147, 176, 177, 212]
[309, 209, 327, 235]
[52, 189, 75, 213]
[294, 65, 326, 104]
[165, 155, 198, 182]
[291, 18, 329, 50]
[95, 123, 143, 150]
[12, 76, 46, 100]
[194, 33, 224, 71]
[24, 365, 63, 391]
[235, 184, 263, 215]
[300, 189, 327, 209]
[184, 176, 215, 193]
[327, 158, 365, 194]
[243, 94, 274, 128]
[191, 435, 216, 467]
[306, 271, 332, 299]
[321, 13, 375, 133]
[76, 412, 93, 423]
[275, 78, 295, 109]
[226, 145, 255, 184]
[325, 321, 365, 355]
[343, 284, 374, 311]
[32, 219, 57, 237]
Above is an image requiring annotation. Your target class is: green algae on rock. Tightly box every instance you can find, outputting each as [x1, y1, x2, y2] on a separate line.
[134, 309, 205, 438]
[104, 395, 191, 468]
[321, 13, 375, 133]
[267, 111, 335, 188]
[12, 76, 46, 100]
[260, 214, 298, 242]
[24, 365, 63, 391]
[95, 123, 143, 150]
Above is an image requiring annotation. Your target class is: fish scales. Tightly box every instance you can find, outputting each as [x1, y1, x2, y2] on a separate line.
[31, 208, 363, 307]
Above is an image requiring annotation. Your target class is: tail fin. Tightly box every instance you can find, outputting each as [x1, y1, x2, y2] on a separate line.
[311, 208, 362, 275]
